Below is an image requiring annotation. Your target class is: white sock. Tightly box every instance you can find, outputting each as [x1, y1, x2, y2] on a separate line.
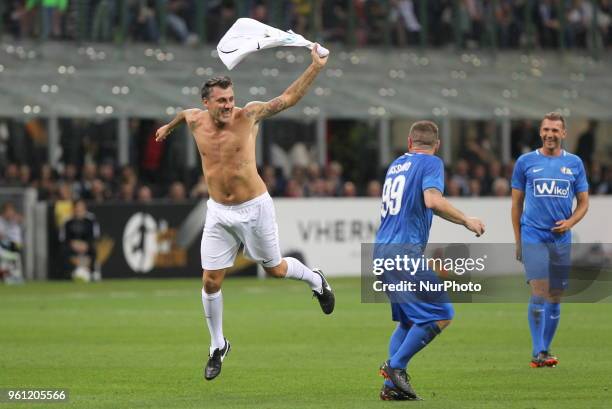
[284, 257, 323, 293]
[202, 289, 224, 351]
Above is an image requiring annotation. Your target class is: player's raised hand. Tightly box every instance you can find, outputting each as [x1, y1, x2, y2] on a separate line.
[155, 125, 170, 142]
[465, 217, 485, 237]
[551, 219, 572, 234]
[311, 44, 329, 68]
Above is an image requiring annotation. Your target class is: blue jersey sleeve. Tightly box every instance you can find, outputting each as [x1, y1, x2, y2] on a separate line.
[422, 157, 444, 193]
[511, 157, 526, 191]
[574, 160, 589, 193]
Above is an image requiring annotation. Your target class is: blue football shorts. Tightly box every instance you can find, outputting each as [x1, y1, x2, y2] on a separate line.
[383, 267, 454, 325]
[521, 225, 571, 290]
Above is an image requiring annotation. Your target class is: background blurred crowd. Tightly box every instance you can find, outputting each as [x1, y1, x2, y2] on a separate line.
[2, 1, 611, 200]
[2, 0, 611, 49]
[1, 129, 611, 203]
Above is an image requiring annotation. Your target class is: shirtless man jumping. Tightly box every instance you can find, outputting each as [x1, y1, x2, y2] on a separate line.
[155, 45, 334, 381]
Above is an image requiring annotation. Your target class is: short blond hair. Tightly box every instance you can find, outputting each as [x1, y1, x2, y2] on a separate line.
[541, 112, 566, 129]
[409, 120, 439, 148]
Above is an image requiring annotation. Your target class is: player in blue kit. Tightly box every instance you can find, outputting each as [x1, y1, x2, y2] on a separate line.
[375, 121, 485, 400]
[511, 112, 589, 368]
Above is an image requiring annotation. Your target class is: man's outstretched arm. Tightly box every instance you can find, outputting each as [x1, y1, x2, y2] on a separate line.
[155, 109, 198, 142]
[244, 44, 328, 122]
[424, 188, 485, 237]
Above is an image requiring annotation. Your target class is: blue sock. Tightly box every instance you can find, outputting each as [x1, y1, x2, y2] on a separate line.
[543, 302, 561, 351]
[389, 321, 441, 370]
[384, 322, 411, 388]
[528, 295, 546, 356]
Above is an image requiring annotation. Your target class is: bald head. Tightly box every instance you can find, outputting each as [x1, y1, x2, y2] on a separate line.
[409, 120, 439, 151]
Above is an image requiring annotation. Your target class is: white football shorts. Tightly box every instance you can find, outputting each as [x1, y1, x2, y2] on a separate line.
[201, 192, 282, 270]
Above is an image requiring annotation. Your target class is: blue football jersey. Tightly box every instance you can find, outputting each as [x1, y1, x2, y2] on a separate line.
[511, 149, 588, 230]
[375, 153, 445, 245]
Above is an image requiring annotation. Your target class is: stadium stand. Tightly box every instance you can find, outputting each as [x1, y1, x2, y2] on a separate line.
[1, 1, 611, 201]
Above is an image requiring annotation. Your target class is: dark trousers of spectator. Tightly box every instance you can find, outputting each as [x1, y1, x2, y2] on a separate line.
[63, 246, 97, 279]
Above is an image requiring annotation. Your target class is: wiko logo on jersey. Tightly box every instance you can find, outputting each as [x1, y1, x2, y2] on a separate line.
[534, 179, 570, 198]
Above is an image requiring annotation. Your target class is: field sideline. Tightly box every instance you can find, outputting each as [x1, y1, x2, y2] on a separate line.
[1, 277, 611, 409]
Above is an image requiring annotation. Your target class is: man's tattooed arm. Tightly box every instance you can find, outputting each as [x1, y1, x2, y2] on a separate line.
[244, 63, 323, 122]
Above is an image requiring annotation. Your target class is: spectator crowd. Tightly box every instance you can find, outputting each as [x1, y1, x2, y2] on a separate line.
[3, 0, 611, 49]
[1, 141, 611, 204]
[0, 159, 386, 202]
[1, 2, 611, 201]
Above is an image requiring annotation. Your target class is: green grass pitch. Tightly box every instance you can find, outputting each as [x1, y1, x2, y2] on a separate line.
[1, 277, 611, 409]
